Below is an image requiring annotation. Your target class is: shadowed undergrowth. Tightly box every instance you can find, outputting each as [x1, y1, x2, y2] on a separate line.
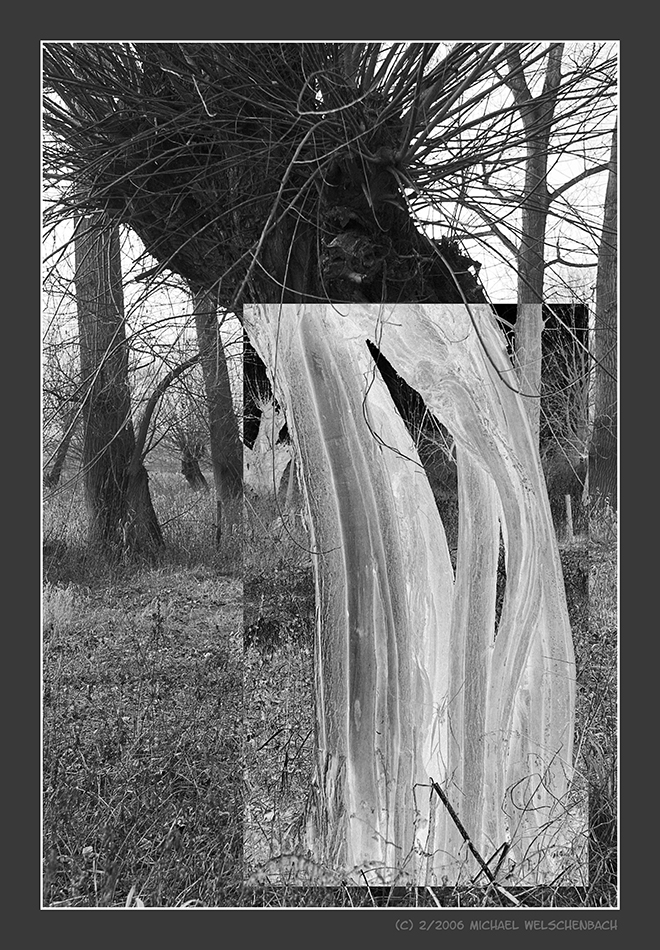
[43, 568, 243, 907]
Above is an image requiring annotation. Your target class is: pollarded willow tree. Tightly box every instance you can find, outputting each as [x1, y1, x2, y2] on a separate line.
[43, 41, 614, 885]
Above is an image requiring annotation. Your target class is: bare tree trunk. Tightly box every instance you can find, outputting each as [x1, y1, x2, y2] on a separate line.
[192, 288, 243, 543]
[589, 123, 618, 509]
[244, 303, 578, 886]
[129, 352, 204, 499]
[75, 214, 163, 557]
[506, 44, 563, 444]
[181, 447, 209, 491]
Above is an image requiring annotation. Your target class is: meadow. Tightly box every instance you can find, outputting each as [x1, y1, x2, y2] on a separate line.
[42, 464, 617, 908]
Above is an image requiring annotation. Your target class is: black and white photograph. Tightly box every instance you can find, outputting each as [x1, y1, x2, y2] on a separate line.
[41, 40, 618, 912]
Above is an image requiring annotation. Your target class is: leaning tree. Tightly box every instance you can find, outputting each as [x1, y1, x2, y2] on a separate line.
[43, 41, 615, 885]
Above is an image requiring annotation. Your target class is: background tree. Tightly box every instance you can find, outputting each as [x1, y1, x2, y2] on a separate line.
[162, 383, 210, 491]
[191, 288, 243, 541]
[43, 328, 82, 488]
[74, 212, 163, 556]
[410, 43, 615, 465]
[536, 304, 590, 536]
[43, 400, 80, 489]
[129, 349, 203, 484]
[43, 253, 85, 488]
[503, 43, 563, 441]
[589, 122, 617, 510]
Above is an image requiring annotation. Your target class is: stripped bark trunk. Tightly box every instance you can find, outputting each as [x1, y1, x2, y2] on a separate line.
[75, 214, 163, 556]
[244, 303, 578, 885]
[192, 289, 243, 543]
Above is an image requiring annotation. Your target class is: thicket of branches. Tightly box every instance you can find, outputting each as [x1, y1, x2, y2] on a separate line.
[43, 42, 617, 487]
[43, 43, 613, 300]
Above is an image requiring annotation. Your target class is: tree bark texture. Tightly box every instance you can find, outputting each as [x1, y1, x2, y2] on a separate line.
[181, 448, 209, 491]
[589, 123, 618, 509]
[243, 303, 579, 885]
[506, 44, 563, 443]
[75, 215, 163, 556]
[192, 289, 243, 541]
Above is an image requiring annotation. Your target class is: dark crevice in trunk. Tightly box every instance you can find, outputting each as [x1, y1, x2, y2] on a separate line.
[243, 151, 487, 456]
[366, 338, 459, 552]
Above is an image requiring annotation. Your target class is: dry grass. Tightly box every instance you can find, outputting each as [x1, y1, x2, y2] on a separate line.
[580, 502, 618, 905]
[42, 467, 617, 908]
[243, 493, 316, 879]
[239, 498, 617, 907]
[555, 498, 618, 906]
[42, 563, 244, 907]
[43, 468, 245, 907]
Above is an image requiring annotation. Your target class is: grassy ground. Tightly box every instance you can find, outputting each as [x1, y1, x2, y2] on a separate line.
[240, 498, 618, 907]
[42, 468, 617, 908]
[243, 496, 316, 886]
[43, 470, 245, 907]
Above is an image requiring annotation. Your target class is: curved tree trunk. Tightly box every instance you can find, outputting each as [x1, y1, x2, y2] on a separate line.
[44, 406, 79, 488]
[75, 214, 163, 557]
[244, 302, 579, 886]
[192, 289, 243, 543]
